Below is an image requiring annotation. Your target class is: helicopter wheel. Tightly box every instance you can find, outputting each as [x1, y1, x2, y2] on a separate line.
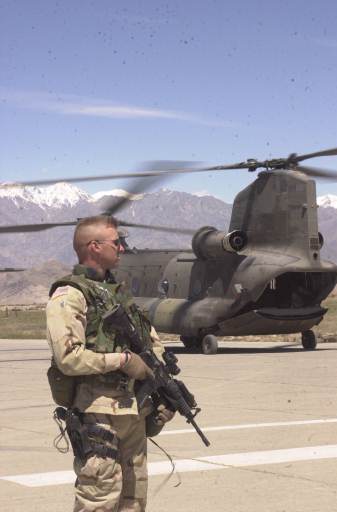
[201, 334, 218, 355]
[301, 330, 317, 350]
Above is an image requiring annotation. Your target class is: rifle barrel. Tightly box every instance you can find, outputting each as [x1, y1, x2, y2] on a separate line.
[189, 416, 210, 447]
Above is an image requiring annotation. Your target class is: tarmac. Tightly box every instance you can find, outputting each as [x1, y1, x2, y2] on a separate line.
[1, 338, 337, 511]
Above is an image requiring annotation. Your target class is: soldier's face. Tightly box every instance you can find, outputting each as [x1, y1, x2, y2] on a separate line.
[91, 226, 125, 269]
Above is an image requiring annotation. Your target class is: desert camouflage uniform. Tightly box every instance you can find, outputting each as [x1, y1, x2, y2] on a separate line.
[46, 266, 164, 512]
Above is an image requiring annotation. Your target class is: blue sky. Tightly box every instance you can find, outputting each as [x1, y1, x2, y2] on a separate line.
[1, 0, 337, 203]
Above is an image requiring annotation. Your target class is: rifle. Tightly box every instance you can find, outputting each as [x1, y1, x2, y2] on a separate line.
[102, 305, 210, 447]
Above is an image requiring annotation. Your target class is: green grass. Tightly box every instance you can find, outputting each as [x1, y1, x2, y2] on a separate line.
[0, 297, 336, 340]
[0, 309, 46, 339]
[318, 296, 337, 335]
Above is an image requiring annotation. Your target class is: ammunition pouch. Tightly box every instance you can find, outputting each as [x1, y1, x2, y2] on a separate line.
[95, 370, 130, 392]
[86, 424, 118, 459]
[47, 363, 77, 408]
[55, 407, 118, 461]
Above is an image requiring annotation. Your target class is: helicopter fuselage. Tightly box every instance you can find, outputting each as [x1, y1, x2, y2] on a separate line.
[115, 169, 337, 347]
[116, 248, 336, 338]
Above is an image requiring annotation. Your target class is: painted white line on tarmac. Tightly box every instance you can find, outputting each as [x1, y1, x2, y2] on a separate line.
[160, 418, 337, 436]
[3, 444, 337, 487]
[1, 470, 75, 487]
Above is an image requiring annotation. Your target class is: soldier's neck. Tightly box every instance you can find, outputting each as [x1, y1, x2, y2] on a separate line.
[78, 259, 106, 280]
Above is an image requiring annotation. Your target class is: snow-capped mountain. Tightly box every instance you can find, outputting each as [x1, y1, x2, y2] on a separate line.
[0, 182, 91, 208]
[1, 182, 337, 269]
[0, 183, 146, 208]
[0, 180, 333, 210]
[0, 184, 232, 268]
[92, 189, 144, 201]
[317, 194, 337, 209]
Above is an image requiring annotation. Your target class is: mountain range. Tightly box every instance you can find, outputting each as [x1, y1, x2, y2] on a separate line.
[0, 183, 232, 267]
[1, 183, 337, 304]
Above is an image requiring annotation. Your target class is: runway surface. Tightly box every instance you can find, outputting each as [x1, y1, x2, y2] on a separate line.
[1, 338, 337, 511]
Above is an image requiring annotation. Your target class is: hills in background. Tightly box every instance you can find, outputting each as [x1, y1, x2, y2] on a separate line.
[0, 260, 71, 305]
[1, 183, 337, 304]
[0, 183, 232, 267]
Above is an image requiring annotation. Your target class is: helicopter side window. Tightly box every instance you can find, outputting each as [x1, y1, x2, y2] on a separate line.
[158, 278, 169, 296]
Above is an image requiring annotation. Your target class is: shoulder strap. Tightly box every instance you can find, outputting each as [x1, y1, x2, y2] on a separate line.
[49, 275, 95, 305]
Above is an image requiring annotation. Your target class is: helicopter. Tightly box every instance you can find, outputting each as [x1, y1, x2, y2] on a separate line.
[1, 147, 337, 354]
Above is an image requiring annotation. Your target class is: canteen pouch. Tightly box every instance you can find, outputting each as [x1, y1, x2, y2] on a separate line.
[47, 364, 76, 408]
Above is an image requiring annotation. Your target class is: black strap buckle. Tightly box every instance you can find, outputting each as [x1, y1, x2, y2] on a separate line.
[87, 424, 115, 443]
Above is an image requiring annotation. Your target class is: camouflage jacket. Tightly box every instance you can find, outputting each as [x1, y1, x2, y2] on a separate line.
[46, 264, 164, 415]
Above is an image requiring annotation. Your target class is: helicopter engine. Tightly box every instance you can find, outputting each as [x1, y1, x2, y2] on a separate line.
[192, 226, 247, 259]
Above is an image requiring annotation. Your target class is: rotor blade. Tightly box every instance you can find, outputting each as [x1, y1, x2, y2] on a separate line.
[102, 160, 263, 216]
[102, 177, 158, 216]
[1, 170, 180, 187]
[296, 164, 337, 180]
[4, 149, 337, 190]
[1, 160, 255, 190]
[0, 218, 195, 235]
[294, 147, 337, 163]
[99, 159, 247, 215]
[0, 268, 25, 272]
[118, 220, 195, 235]
[0, 220, 78, 233]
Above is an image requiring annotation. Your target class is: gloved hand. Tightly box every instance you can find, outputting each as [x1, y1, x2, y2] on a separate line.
[154, 404, 175, 426]
[120, 351, 154, 381]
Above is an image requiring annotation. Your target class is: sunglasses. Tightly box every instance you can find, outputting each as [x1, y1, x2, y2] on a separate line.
[88, 238, 121, 248]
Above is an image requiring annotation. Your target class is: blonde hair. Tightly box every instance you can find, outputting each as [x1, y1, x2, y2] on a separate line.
[73, 215, 118, 262]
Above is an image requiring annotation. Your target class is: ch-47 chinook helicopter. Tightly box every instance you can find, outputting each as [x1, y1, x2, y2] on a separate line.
[1, 147, 337, 354]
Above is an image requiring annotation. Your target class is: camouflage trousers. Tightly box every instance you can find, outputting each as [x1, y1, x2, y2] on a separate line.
[73, 413, 147, 512]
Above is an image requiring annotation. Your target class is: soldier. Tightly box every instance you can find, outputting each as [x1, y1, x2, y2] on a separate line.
[46, 215, 174, 512]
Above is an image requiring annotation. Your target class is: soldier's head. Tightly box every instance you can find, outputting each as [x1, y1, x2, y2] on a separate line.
[73, 215, 125, 271]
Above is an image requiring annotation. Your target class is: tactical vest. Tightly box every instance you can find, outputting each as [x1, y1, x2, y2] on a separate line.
[49, 264, 153, 354]
[48, 265, 153, 407]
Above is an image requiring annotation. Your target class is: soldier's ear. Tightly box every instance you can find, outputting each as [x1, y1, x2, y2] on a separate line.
[88, 240, 100, 256]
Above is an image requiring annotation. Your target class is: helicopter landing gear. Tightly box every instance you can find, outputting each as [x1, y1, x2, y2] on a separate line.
[301, 330, 317, 350]
[201, 334, 218, 355]
[180, 334, 218, 354]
